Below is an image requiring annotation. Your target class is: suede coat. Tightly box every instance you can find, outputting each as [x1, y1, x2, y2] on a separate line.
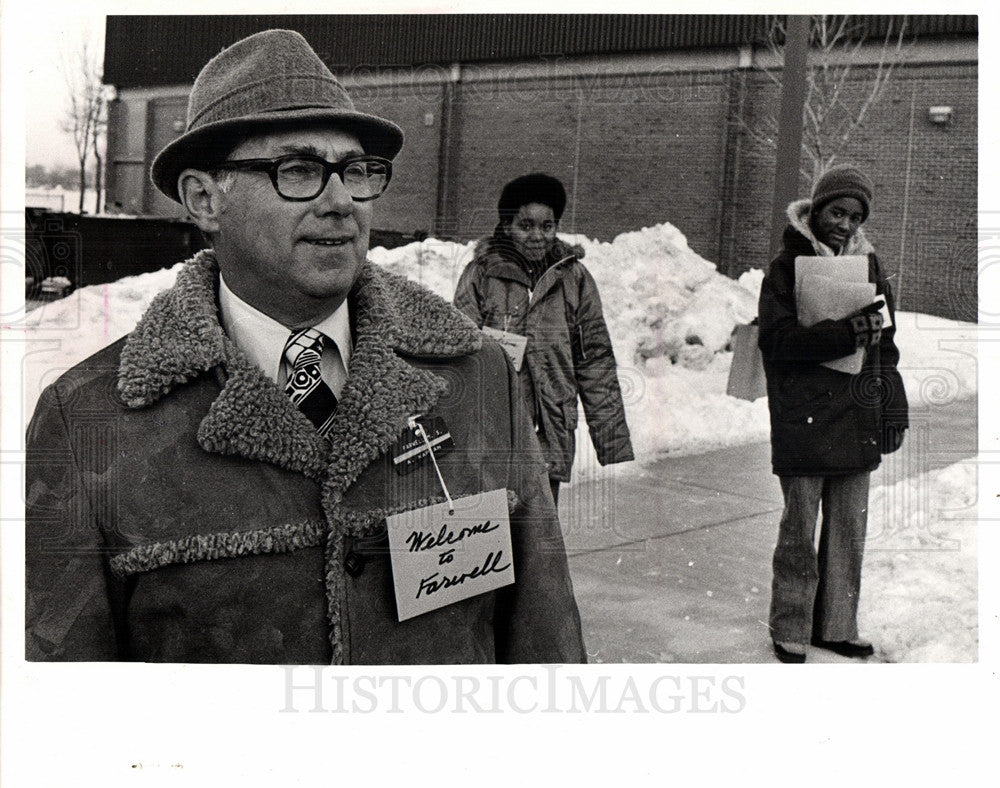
[757, 201, 909, 477]
[25, 251, 586, 664]
[454, 237, 633, 482]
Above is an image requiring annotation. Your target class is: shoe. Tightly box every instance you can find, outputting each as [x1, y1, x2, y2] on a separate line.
[810, 637, 875, 658]
[772, 640, 807, 664]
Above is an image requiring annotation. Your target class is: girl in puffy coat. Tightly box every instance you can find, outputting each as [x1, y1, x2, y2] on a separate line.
[758, 164, 908, 664]
[454, 172, 633, 504]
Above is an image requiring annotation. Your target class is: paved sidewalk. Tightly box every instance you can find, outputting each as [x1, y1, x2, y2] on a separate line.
[559, 396, 977, 664]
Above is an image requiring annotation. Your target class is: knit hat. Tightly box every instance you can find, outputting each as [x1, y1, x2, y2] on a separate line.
[497, 173, 567, 223]
[150, 29, 404, 203]
[810, 164, 873, 221]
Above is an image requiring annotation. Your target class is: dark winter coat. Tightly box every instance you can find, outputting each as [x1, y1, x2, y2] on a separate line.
[758, 200, 909, 477]
[454, 236, 633, 482]
[25, 251, 586, 664]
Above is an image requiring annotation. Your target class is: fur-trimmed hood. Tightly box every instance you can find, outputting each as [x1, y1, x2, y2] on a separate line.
[786, 198, 875, 257]
[117, 250, 482, 488]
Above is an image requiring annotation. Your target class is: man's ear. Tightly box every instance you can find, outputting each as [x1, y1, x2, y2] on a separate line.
[178, 169, 225, 234]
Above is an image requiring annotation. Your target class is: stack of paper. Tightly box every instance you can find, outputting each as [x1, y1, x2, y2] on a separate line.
[794, 256, 883, 375]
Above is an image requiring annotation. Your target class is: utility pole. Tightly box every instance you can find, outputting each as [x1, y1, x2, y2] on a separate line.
[769, 15, 810, 258]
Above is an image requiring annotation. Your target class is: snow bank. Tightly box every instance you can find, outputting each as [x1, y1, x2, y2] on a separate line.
[372, 224, 759, 367]
[861, 460, 978, 662]
[368, 224, 773, 470]
[20, 264, 183, 420]
[21, 223, 977, 467]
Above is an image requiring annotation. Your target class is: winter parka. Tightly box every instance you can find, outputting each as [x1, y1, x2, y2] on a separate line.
[454, 236, 633, 482]
[758, 200, 909, 477]
[25, 251, 586, 664]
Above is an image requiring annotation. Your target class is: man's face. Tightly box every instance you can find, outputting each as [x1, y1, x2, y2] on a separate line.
[212, 126, 373, 328]
[811, 196, 865, 252]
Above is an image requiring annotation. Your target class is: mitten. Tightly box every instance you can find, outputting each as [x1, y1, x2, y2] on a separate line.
[847, 301, 884, 349]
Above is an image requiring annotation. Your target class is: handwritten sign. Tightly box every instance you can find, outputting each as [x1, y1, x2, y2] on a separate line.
[385, 488, 514, 621]
[481, 326, 527, 371]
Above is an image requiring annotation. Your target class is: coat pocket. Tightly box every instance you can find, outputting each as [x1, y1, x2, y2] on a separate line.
[771, 371, 857, 435]
[774, 387, 833, 426]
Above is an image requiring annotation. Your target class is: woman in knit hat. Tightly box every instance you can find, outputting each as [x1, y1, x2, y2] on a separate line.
[454, 173, 634, 505]
[757, 163, 909, 663]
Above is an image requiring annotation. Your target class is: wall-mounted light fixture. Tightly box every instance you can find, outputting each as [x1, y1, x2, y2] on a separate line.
[928, 105, 953, 125]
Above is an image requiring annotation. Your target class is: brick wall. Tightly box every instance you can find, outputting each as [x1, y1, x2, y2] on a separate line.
[351, 78, 446, 238]
[442, 70, 734, 260]
[111, 51, 977, 320]
[430, 60, 976, 319]
[727, 62, 978, 318]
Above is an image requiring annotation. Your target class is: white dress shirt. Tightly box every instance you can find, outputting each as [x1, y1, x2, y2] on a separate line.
[218, 275, 351, 397]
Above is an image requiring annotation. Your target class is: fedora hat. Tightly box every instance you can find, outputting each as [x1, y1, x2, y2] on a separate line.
[150, 29, 404, 203]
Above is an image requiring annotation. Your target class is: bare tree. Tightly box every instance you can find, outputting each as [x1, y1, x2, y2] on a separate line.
[60, 30, 107, 213]
[747, 16, 913, 182]
[90, 85, 111, 214]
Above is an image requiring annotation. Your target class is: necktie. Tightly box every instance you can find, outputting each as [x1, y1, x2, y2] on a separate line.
[283, 328, 338, 439]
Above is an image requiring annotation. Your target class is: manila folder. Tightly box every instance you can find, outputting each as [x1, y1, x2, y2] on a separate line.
[796, 272, 876, 375]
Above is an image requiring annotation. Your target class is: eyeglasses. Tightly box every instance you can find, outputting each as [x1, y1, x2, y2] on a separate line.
[213, 154, 392, 202]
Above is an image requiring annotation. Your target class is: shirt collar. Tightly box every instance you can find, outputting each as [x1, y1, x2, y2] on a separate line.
[218, 274, 352, 383]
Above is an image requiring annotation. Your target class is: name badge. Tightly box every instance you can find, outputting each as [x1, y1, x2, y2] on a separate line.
[390, 416, 454, 475]
[386, 488, 515, 621]
[482, 326, 527, 371]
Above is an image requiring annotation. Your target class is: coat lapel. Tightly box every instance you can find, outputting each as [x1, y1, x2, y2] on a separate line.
[117, 251, 482, 487]
[197, 344, 331, 479]
[529, 254, 574, 309]
[320, 264, 475, 498]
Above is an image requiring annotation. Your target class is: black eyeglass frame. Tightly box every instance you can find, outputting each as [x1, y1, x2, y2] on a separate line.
[212, 154, 393, 202]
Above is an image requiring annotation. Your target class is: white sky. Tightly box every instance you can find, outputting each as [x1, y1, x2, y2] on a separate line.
[23, 13, 106, 169]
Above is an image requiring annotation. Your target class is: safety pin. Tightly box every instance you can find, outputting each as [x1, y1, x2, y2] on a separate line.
[408, 415, 454, 515]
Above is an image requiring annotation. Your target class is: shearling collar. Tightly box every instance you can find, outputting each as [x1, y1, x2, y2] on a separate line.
[118, 250, 482, 485]
[786, 199, 875, 257]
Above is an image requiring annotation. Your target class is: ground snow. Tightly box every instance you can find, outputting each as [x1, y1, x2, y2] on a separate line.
[862, 460, 978, 662]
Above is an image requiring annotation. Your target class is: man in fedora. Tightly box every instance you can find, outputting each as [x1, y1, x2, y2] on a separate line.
[25, 29, 585, 664]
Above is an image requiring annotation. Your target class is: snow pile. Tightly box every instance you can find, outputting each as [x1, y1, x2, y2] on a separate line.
[368, 224, 770, 466]
[576, 225, 758, 369]
[21, 223, 977, 465]
[368, 237, 475, 303]
[372, 224, 759, 371]
[861, 460, 978, 662]
[892, 311, 978, 406]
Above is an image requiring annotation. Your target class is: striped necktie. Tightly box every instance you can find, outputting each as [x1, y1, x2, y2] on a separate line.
[283, 328, 338, 439]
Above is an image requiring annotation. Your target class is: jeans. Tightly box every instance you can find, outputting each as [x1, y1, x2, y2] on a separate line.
[769, 472, 870, 644]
